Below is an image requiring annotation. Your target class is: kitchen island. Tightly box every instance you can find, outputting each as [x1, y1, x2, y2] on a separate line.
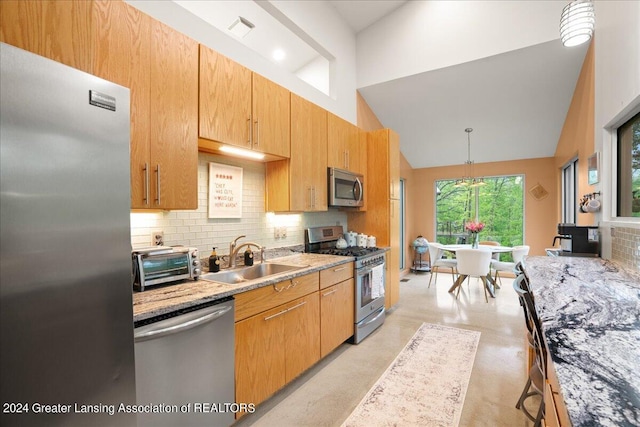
[524, 256, 640, 427]
[133, 253, 353, 322]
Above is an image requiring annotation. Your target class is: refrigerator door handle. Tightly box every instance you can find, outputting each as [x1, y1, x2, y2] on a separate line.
[134, 304, 232, 342]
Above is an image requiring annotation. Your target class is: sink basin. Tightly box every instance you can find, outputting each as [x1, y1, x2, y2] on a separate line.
[200, 263, 307, 285]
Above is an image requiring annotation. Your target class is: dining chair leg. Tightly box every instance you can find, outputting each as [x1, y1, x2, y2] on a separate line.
[428, 267, 437, 288]
[481, 277, 489, 302]
[455, 277, 465, 299]
[495, 270, 503, 288]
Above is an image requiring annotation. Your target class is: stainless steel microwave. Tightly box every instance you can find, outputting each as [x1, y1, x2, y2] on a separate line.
[132, 246, 201, 291]
[328, 167, 364, 208]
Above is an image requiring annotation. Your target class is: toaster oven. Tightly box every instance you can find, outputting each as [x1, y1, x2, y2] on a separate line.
[133, 246, 201, 291]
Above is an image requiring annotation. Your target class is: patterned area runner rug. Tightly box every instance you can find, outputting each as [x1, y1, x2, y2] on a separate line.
[341, 323, 481, 427]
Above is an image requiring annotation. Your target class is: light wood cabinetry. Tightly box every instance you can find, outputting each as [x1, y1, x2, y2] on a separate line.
[327, 112, 366, 175]
[235, 276, 320, 418]
[93, 1, 198, 209]
[320, 276, 354, 357]
[148, 21, 198, 209]
[234, 272, 319, 322]
[1, 0, 94, 74]
[265, 94, 327, 212]
[198, 45, 251, 149]
[348, 128, 401, 308]
[199, 46, 290, 159]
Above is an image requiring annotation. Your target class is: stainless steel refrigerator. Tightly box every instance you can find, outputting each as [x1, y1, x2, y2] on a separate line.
[0, 43, 136, 426]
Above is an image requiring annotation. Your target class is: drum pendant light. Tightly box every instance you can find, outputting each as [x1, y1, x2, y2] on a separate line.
[560, 0, 595, 47]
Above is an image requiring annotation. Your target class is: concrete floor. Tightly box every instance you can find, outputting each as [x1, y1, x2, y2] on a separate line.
[232, 271, 540, 427]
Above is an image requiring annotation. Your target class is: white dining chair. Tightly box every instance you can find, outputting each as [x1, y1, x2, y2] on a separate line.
[491, 245, 530, 287]
[455, 248, 493, 302]
[427, 242, 457, 288]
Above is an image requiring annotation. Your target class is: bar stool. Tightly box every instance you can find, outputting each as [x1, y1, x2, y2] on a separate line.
[513, 275, 545, 426]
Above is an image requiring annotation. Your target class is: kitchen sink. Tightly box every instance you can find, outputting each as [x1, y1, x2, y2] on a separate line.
[200, 263, 307, 285]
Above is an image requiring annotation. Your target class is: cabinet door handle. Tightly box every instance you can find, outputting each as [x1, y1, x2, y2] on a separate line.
[264, 308, 288, 321]
[254, 119, 260, 147]
[333, 266, 347, 272]
[143, 163, 149, 205]
[322, 289, 337, 297]
[309, 187, 314, 210]
[288, 279, 299, 290]
[273, 282, 285, 292]
[247, 117, 252, 147]
[346, 150, 350, 169]
[286, 301, 307, 312]
[155, 164, 161, 205]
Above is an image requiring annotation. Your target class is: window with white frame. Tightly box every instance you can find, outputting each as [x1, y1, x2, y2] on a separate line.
[616, 112, 640, 217]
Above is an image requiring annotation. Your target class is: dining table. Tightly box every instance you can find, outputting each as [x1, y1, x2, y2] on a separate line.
[441, 244, 513, 298]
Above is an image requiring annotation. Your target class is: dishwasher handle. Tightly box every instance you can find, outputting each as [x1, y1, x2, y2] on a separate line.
[134, 304, 233, 343]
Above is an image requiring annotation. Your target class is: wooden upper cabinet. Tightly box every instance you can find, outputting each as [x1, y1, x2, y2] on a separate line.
[199, 47, 290, 158]
[94, 2, 197, 210]
[252, 73, 290, 158]
[347, 128, 401, 308]
[93, 0, 151, 209]
[149, 20, 198, 209]
[389, 129, 400, 200]
[327, 112, 365, 175]
[1, 0, 93, 74]
[199, 45, 252, 149]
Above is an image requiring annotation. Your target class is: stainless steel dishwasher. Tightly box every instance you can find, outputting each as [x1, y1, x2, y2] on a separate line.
[134, 297, 235, 427]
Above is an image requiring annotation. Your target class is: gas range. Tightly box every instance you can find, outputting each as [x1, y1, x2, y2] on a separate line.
[305, 225, 387, 344]
[305, 226, 386, 268]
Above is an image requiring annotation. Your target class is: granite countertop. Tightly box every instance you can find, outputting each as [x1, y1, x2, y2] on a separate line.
[524, 256, 640, 427]
[132, 253, 354, 323]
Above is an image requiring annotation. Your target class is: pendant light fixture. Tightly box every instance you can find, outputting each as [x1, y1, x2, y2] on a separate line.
[454, 128, 485, 188]
[560, 0, 595, 47]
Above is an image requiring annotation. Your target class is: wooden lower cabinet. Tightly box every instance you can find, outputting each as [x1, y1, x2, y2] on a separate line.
[235, 292, 320, 417]
[320, 278, 354, 357]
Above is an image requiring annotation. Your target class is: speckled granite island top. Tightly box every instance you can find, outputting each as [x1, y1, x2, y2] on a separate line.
[524, 256, 640, 427]
[132, 253, 353, 322]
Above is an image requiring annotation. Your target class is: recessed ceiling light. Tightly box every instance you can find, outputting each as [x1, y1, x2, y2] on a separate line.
[272, 48, 286, 62]
[228, 16, 255, 39]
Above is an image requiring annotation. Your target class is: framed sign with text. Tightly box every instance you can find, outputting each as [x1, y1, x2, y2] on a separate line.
[208, 163, 243, 218]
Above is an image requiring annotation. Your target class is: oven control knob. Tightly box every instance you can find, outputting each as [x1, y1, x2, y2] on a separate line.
[191, 251, 198, 258]
[193, 260, 201, 267]
[194, 268, 201, 275]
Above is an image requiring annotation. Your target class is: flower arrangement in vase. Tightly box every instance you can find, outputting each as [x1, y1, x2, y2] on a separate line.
[465, 220, 485, 248]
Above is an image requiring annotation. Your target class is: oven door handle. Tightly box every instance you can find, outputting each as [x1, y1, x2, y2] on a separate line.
[361, 307, 385, 327]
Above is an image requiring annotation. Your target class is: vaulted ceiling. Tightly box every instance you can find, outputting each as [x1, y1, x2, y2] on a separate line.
[168, 0, 588, 169]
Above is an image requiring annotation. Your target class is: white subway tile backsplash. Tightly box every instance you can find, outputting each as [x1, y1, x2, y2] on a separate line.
[130, 152, 347, 255]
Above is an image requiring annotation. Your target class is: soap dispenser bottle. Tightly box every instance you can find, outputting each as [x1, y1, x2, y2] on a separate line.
[244, 248, 254, 266]
[209, 247, 220, 272]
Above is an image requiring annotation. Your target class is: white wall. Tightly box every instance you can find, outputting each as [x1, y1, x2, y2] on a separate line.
[356, 1, 566, 88]
[594, 0, 640, 259]
[130, 153, 348, 255]
[126, 0, 358, 124]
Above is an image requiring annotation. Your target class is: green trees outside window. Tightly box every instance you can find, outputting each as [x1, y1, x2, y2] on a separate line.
[435, 176, 524, 259]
